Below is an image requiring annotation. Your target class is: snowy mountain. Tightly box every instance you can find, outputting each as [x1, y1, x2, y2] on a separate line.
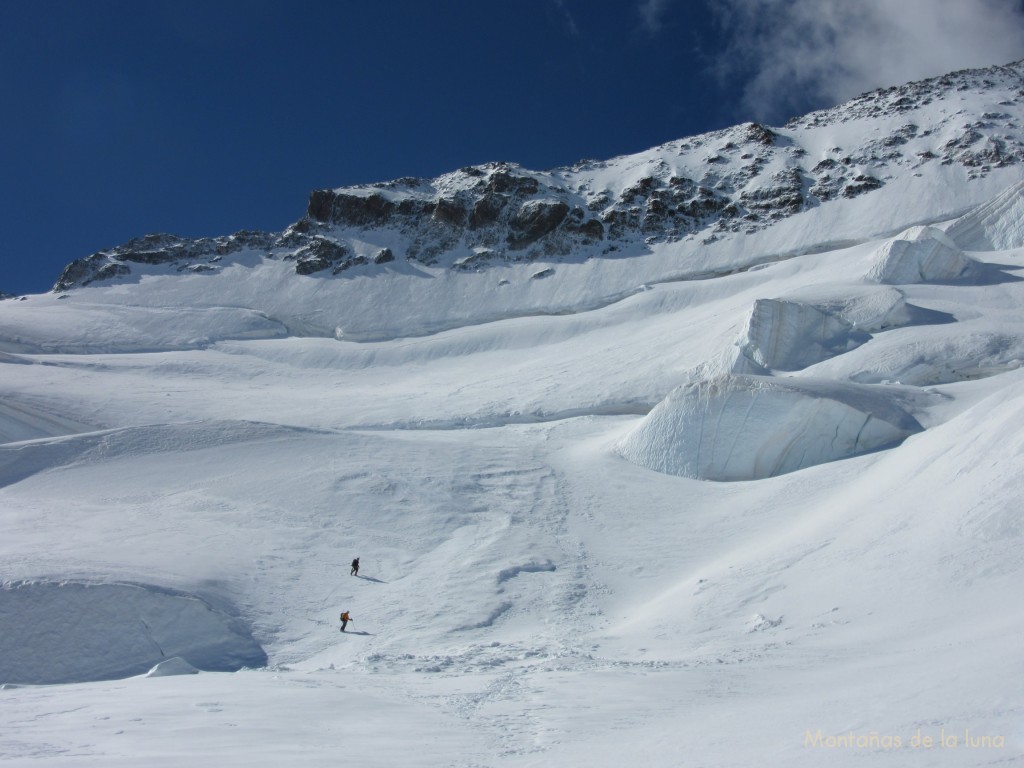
[30, 60, 1024, 346]
[2, 61, 1024, 767]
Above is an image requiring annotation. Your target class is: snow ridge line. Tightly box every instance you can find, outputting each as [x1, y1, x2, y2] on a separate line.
[350, 403, 655, 431]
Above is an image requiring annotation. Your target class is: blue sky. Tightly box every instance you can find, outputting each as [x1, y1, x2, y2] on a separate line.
[3, 0, 1024, 294]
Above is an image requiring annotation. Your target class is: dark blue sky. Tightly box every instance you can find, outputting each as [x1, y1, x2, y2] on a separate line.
[3, 0, 1020, 294]
[0, 1, 749, 294]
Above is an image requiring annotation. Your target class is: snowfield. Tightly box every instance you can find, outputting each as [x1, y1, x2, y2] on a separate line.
[3, 76, 1024, 765]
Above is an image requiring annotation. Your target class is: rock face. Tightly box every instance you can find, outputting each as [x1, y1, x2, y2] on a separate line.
[507, 199, 571, 248]
[52, 60, 1024, 291]
[615, 375, 923, 481]
[54, 231, 276, 291]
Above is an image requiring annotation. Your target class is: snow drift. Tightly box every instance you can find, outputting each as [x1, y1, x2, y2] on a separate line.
[946, 178, 1024, 251]
[615, 374, 923, 481]
[0, 581, 266, 685]
[3, 60, 1024, 768]
[0, 399, 97, 444]
[145, 657, 200, 677]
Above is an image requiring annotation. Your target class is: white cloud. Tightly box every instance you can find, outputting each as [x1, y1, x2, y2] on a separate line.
[638, 0, 674, 35]
[551, 0, 581, 37]
[713, 0, 1024, 122]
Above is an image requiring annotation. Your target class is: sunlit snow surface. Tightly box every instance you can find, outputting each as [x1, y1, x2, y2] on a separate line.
[615, 374, 924, 480]
[4, 146, 1024, 764]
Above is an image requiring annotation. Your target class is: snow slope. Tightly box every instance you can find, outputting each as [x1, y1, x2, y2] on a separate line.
[2, 63, 1024, 767]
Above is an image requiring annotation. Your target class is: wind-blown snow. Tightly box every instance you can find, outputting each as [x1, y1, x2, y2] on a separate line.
[145, 657, 200, 677]
[946, 178, 1024, 251]
[0, 398, 96, 443]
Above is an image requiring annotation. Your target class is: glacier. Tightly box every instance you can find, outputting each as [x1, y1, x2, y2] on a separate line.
[1, 61, 1024, 768]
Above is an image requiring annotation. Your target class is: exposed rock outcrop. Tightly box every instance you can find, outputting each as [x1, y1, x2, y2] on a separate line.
[51, 61, 1024, 291]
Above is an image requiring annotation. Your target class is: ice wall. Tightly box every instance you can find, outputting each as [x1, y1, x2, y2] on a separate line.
[615, 375, 922, 481]
[0, 581, 266, 684]
[867, 226, 978, 284]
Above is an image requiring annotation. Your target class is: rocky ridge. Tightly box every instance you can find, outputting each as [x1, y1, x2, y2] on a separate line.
[55, 61, 1024, 292]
